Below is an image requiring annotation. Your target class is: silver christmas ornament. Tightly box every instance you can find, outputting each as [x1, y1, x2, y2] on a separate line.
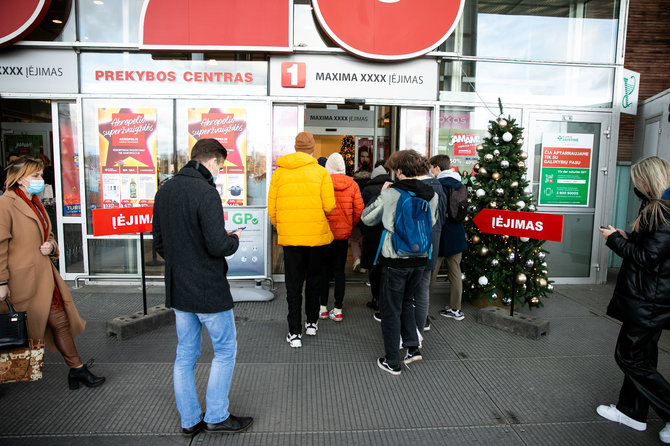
[502, 297, 512, 306]
[498, 119, 508, 127]
[493, 136, 500, 144]
[525, 260, 535, 267]
[528, 204, 536, 211]
[461, 273, 466, 281]
[493, 149, 501, 156]
[478, 276, 489, 286]
[516, 200, 526, 210]
[476, 188, 486, 197]
[502, 132, 513, 142]
[508, 252, 516, 262]
[500, 160, 510, 169]
[519, 237, 530, 242]
[491, 292, 498, 300]
[491, 259, 499, 266]
[517, 138, 524, 146]
[484, 153, 494, 162]
[495, 188, 504, 196]
[538, 251, 546, 260]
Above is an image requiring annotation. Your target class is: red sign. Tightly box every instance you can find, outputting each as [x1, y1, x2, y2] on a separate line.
[92, 207, 153, 236]
[0, 0, 51, 47]
[312, 0, 465, 60]
[472, 209, 564, 242]
[541, 147, 592, 168]
[281, 62, 306, 88]
[141, 0, 291, 51]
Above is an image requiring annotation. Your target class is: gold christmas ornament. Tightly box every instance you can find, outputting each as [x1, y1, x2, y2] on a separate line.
[538, 278, 548, 287]
[476, 144, 484, 152]
[473, 163, 481, 171]
[484, 153, 494, 162]
[516, 273, 527, 284]
[520, 151, 528, 160]
[471, 235, 481, 244]
[530, 297, 540, 307]
[489, 201, 498, 208]
[479, 167, 488, 175]
[479, 246, 489, 256]
[510, 181, 519, 188]
[518, 161, 526, 169]
[492, 172, 501, 181]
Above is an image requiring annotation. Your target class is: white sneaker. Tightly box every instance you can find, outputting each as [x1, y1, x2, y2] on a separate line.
[440, 308, 465, 321]
[596, 404, 647, 431]
[286, 333, 302, 348]
[305, 321, 318, 336]
[661, 422, 670, 444]
[353, 258, 361, 272]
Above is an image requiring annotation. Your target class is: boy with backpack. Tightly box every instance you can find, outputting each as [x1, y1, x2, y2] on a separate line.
[428, 155, 468, 321]
[361, 150, 438, 375]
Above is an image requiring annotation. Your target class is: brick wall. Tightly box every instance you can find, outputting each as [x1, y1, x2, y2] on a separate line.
[618, 1, 670, 161]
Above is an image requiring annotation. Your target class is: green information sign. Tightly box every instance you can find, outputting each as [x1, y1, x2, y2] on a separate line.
[538, 133, 594, 207]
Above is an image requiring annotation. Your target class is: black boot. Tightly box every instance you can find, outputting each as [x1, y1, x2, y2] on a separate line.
[68, 364, 105, 390]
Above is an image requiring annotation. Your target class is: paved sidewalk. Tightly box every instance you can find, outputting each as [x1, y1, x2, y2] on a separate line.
[1, 272, 669, 445]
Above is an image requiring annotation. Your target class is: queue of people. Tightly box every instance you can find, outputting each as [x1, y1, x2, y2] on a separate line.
[5, 135, 669, 443]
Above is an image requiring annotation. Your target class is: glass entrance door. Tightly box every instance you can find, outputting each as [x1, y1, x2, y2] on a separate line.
[526, 112, 614, 284]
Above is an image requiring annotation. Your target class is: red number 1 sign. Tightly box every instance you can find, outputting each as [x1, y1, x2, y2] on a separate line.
[281, 62, 306, 88]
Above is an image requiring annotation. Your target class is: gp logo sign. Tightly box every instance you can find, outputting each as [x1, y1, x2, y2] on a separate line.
[312, 0, 465, 60]
[231, 213, 259, 226]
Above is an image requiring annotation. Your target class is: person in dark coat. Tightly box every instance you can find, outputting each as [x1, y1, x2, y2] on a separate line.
[429, 155, 467, 321]
[415, 158, 447, 334]
[596, 156, 670, 444]
[153, 138, 252, 436]
[360, 162, 391, 310]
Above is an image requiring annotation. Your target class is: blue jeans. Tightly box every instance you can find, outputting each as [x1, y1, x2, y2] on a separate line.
[173, 309, 237, 428]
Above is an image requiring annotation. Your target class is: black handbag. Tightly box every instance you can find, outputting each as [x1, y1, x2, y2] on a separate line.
[0, 299, 29, 351]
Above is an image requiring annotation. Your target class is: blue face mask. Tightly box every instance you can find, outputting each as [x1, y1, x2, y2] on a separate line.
[25, 179, 45, 195]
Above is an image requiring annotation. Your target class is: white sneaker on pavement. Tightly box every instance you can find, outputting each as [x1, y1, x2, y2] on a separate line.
[596, 404, 646, 431]
[286, 333, 302, 348]
[660, 422, 670, 444]
[305, 321, 318, 336]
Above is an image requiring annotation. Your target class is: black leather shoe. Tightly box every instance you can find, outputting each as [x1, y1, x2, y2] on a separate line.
[68, 364, 105, 390]
[206, 414, 253, 433]
[182, 420, 206, 437]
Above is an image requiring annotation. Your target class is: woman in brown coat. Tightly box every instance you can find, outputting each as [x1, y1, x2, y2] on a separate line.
[0, 156, 104, 389]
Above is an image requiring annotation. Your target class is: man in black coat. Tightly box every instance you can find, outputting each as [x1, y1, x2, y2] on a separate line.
[153, 138, 252, 436]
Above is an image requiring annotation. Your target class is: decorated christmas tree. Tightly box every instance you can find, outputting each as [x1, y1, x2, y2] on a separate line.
[461, 100, 553, 308]
[340, 135, 355, 176]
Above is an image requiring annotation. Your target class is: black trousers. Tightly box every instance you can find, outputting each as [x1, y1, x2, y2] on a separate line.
[368, 264, 383, 304]
[615, 322, 670, 422]
[283, 245, 326, 335]
[319, 239, 349, 309]
[379, 265, 423, 367]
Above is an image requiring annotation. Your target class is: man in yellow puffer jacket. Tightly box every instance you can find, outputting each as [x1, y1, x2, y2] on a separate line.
[268, 132, 336, 348]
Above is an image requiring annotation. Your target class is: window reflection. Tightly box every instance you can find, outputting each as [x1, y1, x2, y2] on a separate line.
[440, 0, 620, 64]
[441, 61, 614, 107]
[78, 0, 145, 44]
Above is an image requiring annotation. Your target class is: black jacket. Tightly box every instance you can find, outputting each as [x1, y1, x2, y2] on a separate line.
[420, 177, 447, 271]
[152, 161, 239, 313]
[606, 209, 670, 329]
[360, 173, 391, 269]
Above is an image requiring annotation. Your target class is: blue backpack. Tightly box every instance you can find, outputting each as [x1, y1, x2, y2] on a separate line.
[375, 188, 432, 264]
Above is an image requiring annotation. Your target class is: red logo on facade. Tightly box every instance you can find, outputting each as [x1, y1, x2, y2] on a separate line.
[281, 62, 306, 88]
[312, 0, 465, 60]
[0, 0, 51, 47]
[140, 0, 292, 51]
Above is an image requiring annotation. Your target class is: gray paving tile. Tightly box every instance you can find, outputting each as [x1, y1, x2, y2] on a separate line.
[513, 421, 664, 446]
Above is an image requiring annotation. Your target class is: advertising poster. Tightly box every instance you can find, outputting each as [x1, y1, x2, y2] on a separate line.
[539, 133, 594, 206]
[224, 208, 265, 277]
[438, 128, 487, 173]
[188, 108, 247, 206]
[97, 108, 157, 208]
[4, 134, 43, 157]
[60, 112, 81, 216]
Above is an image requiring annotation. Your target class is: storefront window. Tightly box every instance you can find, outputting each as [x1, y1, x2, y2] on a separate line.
[88, 239, 138, 274]
[399, 108, 432, 157]
[175, 100, 268, 207]
[78, 0, 145, 44]
[438, 106, 522, 174]
[440, 0, 620, 64]
[440, 60, 614, 108]
[58, 103, 81, 217]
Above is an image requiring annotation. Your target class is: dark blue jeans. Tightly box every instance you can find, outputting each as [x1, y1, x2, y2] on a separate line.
[379, 265, 424, 367]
